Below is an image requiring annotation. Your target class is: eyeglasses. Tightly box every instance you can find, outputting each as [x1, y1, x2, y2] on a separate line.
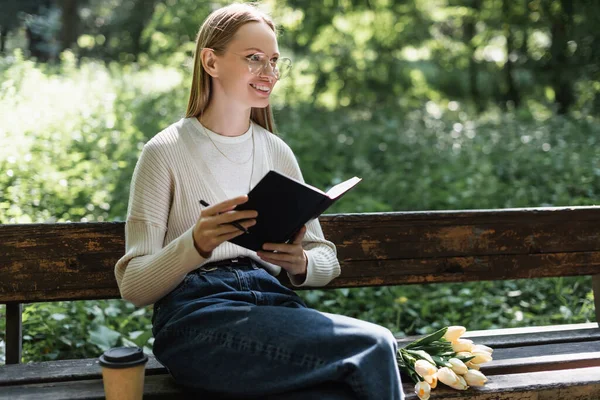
[205, 48, 292, 80]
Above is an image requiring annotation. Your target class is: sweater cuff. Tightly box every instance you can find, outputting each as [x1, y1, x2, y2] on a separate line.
[180, 225, 207, 268]
[287, 249, 332, 287]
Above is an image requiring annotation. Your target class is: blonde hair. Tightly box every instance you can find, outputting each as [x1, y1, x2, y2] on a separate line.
[185, 2, 278, 133]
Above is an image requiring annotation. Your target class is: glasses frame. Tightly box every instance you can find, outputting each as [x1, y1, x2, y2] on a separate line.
[204, 48, 292, 80]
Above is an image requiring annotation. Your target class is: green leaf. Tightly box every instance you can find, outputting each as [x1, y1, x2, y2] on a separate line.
[405, 327, 448, 349]
[406, 349, 436, 365]
[431, 355, 452, 368]
[456, 355, 475, 363]
[51, 313, 67, 321]
[89, 325, 121, 351]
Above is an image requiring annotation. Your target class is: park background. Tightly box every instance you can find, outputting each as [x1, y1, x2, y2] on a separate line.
[0, 0, 598, 364]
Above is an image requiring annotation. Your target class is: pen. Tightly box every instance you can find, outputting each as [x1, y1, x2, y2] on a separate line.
[199, 200, 250, 234]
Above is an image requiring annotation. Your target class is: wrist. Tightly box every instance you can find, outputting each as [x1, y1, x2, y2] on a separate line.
[293, 250, 308, 277]
[192, 230, 212, 258]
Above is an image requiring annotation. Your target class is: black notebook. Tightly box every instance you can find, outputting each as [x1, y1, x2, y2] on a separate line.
[229, 170, 361, 251]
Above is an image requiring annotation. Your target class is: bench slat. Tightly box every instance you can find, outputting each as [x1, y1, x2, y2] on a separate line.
[2, 336, 599, 387]
[2, 207, 600, 303]
[397, 323, 600, 348]
[2, 366, 599, 400]
[412, 366, 600, 399]
[0, 375, 182, 400]
[482, 339, 600, 374]
[0, 356, 165, 387]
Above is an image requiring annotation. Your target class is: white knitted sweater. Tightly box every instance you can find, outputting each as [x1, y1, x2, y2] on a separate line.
[114, 117, 341, 307]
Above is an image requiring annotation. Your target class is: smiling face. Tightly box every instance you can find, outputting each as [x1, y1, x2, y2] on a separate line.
[211, 21, 280, 109]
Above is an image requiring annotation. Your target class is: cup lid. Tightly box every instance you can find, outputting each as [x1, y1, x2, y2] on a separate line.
[99, 346, 148, 369]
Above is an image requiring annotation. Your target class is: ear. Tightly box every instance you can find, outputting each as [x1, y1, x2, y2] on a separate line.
[201, 48, 219, 78]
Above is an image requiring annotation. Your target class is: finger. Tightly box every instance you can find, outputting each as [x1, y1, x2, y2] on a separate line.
[219, 226, 251, 242]
[215, 219, 256, 237]
[203, 195, 249, 217]
[262, 242, 299, 253]
[217, 209, 258, 224]
[257, 254, 298, 271]
[257, 250, 300, 263]
[292, 225, 307, 245]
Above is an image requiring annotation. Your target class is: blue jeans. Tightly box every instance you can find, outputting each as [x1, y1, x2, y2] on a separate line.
[152, 258, 404, 400]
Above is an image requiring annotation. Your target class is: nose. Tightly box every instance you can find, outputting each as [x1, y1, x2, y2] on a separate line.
[259, 62, 278, 80]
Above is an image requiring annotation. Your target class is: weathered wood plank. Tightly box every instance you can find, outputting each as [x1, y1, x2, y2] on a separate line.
[0, 375, 186, 400]
[481, 340, 600, 374]
[2, 207, 600, 303]
[396, 323, 600, 349]
[2, 366, 599, 400]
[333, 251, 600, 287]
[0, 355, 165, 386]
[407, 366, 600, 399]
[2, 250, 599, 303]
[2, 335, 599, 387]
[454, 323, 600, 348]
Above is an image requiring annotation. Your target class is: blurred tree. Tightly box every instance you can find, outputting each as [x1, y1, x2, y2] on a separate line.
[1, 0, 599, 113]
[502, 0, 521, 108]
[463, 0, 483, 112]
[58, 0, 82, 52]
[0, 0, 49, 57]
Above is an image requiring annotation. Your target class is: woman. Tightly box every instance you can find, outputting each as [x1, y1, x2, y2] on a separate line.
[114, 3, 404, 399]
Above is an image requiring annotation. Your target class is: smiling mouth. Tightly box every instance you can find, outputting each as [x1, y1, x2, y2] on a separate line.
[250, 83, 271, 93]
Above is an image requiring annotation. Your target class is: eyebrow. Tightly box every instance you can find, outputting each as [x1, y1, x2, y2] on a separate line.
[243, 47, 280, 57]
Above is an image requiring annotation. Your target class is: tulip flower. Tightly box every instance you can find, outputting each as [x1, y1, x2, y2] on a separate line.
[396, 326, 492, 393]
[443, 326, 466, 342]
[451, 338, 474, 353]
[448, 358, 468, 375]
[437, 367, 469, 390]
[465, 360, 481, 370]
[415, 359, 438, 378]
[415, 381, 431, 400]
[424, 373, 437, 389]
[464, 369, 488, 387]
[471, 350, 493, 364]
[473, 344, 494, 354]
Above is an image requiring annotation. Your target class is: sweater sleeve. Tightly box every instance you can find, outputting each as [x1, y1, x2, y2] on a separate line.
[274, 142, 341, 287]
[114, 142, 206, 307]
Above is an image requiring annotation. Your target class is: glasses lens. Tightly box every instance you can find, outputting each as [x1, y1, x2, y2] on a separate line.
[248, 56, 292, 79]
[276, 58, 292, 79]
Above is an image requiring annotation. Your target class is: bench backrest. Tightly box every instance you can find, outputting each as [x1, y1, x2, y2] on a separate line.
[2, 206, 600, 303]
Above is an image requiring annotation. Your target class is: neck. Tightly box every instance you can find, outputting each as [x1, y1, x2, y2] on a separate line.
[199, 96, 252, 137]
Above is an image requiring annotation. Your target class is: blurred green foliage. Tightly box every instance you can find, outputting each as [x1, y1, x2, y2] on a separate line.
[0, 0, 598, 364]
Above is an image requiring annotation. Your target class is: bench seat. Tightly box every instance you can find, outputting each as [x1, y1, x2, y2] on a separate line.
[2, 324, 598, 399]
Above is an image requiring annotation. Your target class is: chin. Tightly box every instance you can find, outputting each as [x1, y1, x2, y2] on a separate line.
[250, 98, 271, 108]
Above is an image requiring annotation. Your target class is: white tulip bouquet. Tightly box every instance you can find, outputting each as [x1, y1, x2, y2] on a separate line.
[396, 326, 493, 400]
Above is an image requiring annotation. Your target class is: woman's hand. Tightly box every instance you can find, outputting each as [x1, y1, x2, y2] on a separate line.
[193, 195, 257, 258]
[257, 225, 308, 277]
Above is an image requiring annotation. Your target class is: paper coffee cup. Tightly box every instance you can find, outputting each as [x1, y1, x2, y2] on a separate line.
[99, 346, 149, 400]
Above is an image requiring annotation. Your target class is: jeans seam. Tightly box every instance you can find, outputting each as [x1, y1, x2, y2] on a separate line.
[164, 327, 327, 371]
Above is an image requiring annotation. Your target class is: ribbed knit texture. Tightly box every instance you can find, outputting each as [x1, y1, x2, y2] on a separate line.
[115, 118, 341, 307]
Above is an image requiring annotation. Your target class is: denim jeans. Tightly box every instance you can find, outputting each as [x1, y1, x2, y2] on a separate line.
[152, 258, 404, 400]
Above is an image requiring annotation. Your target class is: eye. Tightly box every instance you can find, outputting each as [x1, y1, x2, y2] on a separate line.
[246, 54, 264, 62]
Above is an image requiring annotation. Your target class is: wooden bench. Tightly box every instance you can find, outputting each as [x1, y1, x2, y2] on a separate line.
[1, 206, 599, 399]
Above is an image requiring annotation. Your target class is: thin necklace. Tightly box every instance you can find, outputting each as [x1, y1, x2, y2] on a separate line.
[199, 119, 255, 165]
[199, 118, 255, 192]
